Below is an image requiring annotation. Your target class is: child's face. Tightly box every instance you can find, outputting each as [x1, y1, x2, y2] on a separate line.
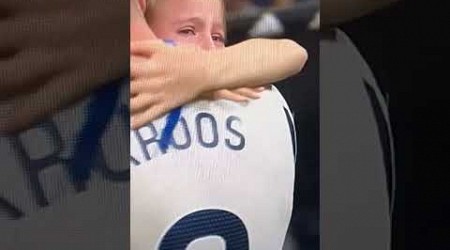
[147, 0, 226, 50]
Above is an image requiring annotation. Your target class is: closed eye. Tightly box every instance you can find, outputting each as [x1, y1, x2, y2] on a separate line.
[178, 27, 196, 36]
[212, 34, 225, 43]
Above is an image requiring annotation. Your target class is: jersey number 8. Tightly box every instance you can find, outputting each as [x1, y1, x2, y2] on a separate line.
[159, 209, 249, 250]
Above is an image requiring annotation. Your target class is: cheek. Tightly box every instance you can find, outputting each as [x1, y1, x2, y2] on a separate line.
[153, 30, 192, 45]
[215, 43, 225, 49]
[171, 35, 198, 46]
[149, 23, 174, 40]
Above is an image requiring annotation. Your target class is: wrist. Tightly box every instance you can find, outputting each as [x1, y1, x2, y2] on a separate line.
[203, 49, 231, 92]
[199, 50, 220, 93]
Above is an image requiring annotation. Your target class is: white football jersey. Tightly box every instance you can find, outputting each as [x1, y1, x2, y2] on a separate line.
[130, 86, 296, 250]
[0, 79, 129, 250]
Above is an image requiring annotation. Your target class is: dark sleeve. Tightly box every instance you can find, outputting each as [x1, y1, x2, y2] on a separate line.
[339, 3, 410, 250]
[339, 1, 408, 97]
[339, 2, 450, 249]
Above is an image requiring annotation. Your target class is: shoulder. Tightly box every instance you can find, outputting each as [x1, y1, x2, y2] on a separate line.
[268, 85, 294, 113]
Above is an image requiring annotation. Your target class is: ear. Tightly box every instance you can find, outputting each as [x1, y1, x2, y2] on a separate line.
[130, 0, 156, 41]
[130, 21, 156, 41]
[138, 0, 147, 12]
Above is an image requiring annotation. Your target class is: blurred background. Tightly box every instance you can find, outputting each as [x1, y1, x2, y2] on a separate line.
[225, 1, 319, 249]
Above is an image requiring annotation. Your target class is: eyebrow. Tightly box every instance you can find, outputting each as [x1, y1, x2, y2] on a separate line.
[173, 17, 203, 25]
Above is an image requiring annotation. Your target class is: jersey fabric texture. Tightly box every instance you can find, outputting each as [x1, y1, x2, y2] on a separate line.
[131, 86, 296, 250]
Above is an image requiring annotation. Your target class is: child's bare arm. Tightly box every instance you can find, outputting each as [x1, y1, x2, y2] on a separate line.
[130, 38, 307, 129]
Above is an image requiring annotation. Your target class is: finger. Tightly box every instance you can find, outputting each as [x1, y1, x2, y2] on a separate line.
[130, 17, 155, 42]
[130, 40, 166, 57]
[130, 93, 158, 114]
[0, 16, 43, 47]
[213, 90, 249, 103]
[0, 48, 70, 99]
[131, 104, 169, 130]
[0, 7, 95, 47]
[232, 88, 261, 99]
[130, 40, 166, 50]
[199, 92, 216, 101]
[0, 63, 114, 135]
[130, 57, 158, 80]
[130, 59, 145, 79]
[130, 78, 160, 95]
[130, 55, 148, 64]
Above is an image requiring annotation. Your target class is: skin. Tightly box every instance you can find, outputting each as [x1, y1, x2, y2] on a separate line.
[130, 0, 308, 129]
[1, 0, 128, 135]
[130, 0, 156, 41]
[131, 0, 263, 109]
[138, 0, 264, 100]
[147, 0, 227, 50]
[0, 0, 398, 135]
[145, 0, 260, 101]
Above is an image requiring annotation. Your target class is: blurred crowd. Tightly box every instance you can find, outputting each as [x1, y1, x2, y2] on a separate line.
[225, 0, 303, 13]
[225, 0, 318, 39]
[225, 0, 310, 14]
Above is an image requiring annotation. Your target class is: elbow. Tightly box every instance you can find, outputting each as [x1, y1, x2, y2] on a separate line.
[276, 39, 308, 77]
[299, 45, 308, 70]
[284, 39, 308, 75]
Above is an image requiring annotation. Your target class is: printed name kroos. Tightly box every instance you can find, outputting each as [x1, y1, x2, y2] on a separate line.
[131, 112, 245, 167]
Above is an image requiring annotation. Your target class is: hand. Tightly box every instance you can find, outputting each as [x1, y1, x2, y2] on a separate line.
[130, 41, 213, 129]
[202, 87, 265, 102]
[130, 41, 267, 129]
[0, 0, 128, 135]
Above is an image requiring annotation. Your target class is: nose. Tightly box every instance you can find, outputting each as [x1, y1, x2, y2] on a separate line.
[199, 34, 215, 50]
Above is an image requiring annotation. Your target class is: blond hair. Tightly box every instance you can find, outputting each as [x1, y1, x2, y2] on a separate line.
[146, 0, 226, 15]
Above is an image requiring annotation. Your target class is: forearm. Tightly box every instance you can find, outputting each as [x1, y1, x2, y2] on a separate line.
[321, 0, 400, 27]
[206, 38, 307, 91]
